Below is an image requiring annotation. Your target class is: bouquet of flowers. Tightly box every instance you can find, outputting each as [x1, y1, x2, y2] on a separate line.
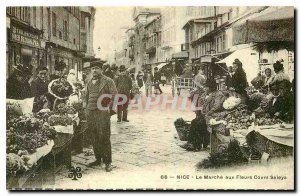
[48, 78, 75, 99]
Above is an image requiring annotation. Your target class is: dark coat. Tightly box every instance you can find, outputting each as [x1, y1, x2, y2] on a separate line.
[7, 75, 32, 100]
[188, 114, 209, 149]
[31, 78, 50, 113]
[31, 78, 49, 97]
[83, 75, 118, 163]
[154, 72, 161, 82]
[268, 92, 294, 122]
[232, 68, 248, 94]
[115, 73, 132, 95]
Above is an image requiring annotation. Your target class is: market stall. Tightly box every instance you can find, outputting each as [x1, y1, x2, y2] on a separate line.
[6, 78, 83, 189]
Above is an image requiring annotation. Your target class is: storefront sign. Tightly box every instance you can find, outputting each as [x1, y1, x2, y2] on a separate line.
[11, 25, 40, 48]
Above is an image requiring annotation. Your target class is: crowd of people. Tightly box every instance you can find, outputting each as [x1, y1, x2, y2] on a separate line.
[6, 56, 294, 169]
[181, 58, 294, 152]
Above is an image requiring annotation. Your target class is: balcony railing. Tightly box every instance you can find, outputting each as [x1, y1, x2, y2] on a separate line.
[181, 43, 189, 51]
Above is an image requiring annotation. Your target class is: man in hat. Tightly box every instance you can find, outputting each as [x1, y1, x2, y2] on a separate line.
[114, 65, 132, 122]
[82, 61, 117, 171]
[31, 65, 50, 112]
[7, 63, 33, 99]
[50, 60, 67, 81]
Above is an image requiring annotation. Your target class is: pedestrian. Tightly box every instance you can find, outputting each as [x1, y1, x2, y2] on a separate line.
[231, 58, 249, 104]
[115, 65, 132, 122]
[82, 61, 117, 171]
[180, 110, 209, 151]
[31, 65, 50, 113]
[153, 67, 163, 94]
[136, 71, 144, 88]
[130, 74, 140, 100]
[7, 63, 33, 100]
[103, 64, 114, 79]
[160, 73, 167, 86]
[143, 68, 153, 97]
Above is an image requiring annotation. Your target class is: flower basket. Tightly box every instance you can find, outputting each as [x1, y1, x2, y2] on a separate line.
[48, 78, 76, 100]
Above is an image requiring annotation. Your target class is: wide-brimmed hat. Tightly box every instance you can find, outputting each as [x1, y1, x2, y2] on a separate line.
[119, 65, 126, 72]
[90, 61, 103, 69]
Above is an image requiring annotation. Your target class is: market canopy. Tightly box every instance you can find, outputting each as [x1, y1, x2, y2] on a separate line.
[232, 7, 294, 45]
[216, 47, 260, 83]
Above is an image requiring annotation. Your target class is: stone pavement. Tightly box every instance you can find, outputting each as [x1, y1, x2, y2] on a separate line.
[47, 84, 294, 190]
[50, 85, 211, 189]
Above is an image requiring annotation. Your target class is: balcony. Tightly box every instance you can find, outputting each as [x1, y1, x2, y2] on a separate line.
[181, 43, 190, 51]
[145, 46, 156, 54]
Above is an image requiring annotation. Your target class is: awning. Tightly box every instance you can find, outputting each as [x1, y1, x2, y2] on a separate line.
[216, 47, 260, 84]
[155, 62, 168, 70]
[172, 51, 189, 59]
[233, 7, 294, 45]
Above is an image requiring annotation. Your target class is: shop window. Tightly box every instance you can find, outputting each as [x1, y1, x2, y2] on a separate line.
[52, 12, 57, 36]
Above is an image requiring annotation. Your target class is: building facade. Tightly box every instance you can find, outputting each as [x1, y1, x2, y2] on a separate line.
[6, 6, 96, 80]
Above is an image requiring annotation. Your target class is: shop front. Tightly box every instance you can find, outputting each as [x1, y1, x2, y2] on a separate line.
[46, 43, 82, 79]
[7, 19, 44, 77]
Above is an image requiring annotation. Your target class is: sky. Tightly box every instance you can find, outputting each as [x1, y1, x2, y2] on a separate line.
[93, 7, 134, 60]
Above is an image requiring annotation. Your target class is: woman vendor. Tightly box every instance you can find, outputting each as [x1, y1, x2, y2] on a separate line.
[230, 59, 249, 104]
[267, 80, 294, 123]
[203, 79, 226, 116]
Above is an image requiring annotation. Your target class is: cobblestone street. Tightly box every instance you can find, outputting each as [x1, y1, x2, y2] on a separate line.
[40, 85, 294, 190]
[51, 85, 211, 189]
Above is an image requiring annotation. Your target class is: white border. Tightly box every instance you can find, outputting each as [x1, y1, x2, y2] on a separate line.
[1, 0, 298, 195]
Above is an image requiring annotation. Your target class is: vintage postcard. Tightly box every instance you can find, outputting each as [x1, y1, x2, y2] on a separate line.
[6, 5, 294, 190]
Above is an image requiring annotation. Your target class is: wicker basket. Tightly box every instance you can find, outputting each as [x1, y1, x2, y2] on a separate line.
[175, 123, 191, 141]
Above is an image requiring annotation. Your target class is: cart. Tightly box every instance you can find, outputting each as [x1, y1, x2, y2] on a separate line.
[175, 77, 196, 95]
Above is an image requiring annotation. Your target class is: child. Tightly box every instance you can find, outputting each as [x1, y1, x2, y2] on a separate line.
[180, 110, 209, 151]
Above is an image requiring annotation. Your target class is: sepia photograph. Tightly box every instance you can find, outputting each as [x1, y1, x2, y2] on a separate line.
[5, 4, 295, 190]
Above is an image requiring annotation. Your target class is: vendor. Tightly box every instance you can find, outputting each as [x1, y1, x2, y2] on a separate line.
[267, 81, 294, 123]
[270, 61, 290, 85]
[231, 59, 249, 104]
[7, 64, 33, 100]
[180, 110, 209, 151]
[262, 68, 273, 93]
[31, 65, 50, 113]
[203, 79, 226, 116]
